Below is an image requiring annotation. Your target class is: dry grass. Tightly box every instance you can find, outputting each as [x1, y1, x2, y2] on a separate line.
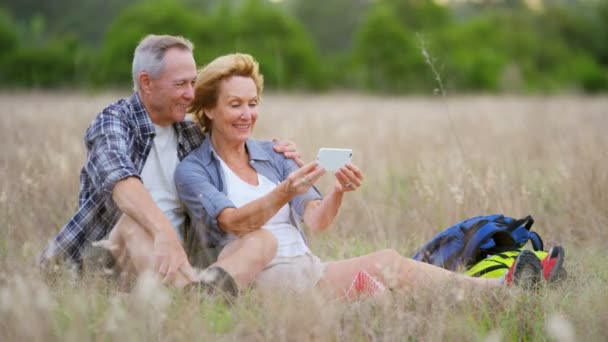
[1, 91, 607, 341]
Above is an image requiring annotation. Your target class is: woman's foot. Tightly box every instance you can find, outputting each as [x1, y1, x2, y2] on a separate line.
[540, 245, 567, 283]
[504, 250, 542, 289]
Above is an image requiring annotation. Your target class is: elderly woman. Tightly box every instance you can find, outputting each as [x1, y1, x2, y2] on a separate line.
[175, 53, 542, 298]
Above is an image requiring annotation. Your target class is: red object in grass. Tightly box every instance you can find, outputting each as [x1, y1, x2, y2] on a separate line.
[345, 271, 387, 299]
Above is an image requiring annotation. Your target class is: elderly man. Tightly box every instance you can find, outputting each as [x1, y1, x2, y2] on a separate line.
[40, 35, 295, 297]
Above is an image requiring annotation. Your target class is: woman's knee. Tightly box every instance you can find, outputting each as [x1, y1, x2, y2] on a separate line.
[372, 249, 402, 265]
[243, 229, 278, 261]
[365, 249, 405, 288]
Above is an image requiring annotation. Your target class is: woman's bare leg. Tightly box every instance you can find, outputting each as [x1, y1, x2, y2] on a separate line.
[213, 229, 277, 288]
[317, 249, 500, 299]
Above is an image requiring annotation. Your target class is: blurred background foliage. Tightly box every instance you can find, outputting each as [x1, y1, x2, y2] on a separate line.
[0, 0, 606, 93]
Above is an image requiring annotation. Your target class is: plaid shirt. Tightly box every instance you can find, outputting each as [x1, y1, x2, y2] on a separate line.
[40, 93, 205, 267]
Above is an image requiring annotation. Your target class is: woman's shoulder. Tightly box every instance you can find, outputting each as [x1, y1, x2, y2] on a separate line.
[177, 138, 214, 173]
[175, 151, 217, 186]
[248, 138, 275, 151]
[246, 139, 288, 163]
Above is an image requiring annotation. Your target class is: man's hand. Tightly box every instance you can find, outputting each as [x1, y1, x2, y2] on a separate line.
[153, 232, 194, 284]
[272, 138, 304, 167]
[113, 177, 198, 284]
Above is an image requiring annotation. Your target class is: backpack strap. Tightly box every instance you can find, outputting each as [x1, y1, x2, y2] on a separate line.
[528, 231, 544, 251]
[507, 215, 544, 251]
[507, 215, 534, 231]
[462, 223, 515, 268]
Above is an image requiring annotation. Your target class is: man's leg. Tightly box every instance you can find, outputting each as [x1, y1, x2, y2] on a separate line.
[211, 229, 278, 288]
[105, 215, 277, 290]
[106, 214, 192, 288]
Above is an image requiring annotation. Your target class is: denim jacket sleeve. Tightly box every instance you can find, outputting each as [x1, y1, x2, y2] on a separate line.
[174, 154, 236, 245]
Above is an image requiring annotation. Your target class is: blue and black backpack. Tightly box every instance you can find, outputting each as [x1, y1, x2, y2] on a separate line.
[412, 214, 544, 271]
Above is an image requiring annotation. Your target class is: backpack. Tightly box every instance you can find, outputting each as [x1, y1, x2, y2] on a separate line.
[412, 214, 544, 271]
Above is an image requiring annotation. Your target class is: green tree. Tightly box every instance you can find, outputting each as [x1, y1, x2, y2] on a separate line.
[380, 0, 452, 32]
[0, 10, 90, 88]
[353, 4, 429, 93]
[97, 0, 323, 90]
[433, 10, 607, 93]
[286, 0, 370, 55]
[1, 0, 148, 45]
[0, 10, 18, 56]
[541, 0, 608, 67]
[2, 35, 85, 87]
[229, 0, 324, 89]
[95, 0, 204, 87]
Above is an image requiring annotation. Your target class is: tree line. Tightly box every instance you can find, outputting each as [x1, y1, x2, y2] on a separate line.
[1, 0, 606, 93]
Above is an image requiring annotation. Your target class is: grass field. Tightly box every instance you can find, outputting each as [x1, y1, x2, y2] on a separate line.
[1, 92, 607, 341]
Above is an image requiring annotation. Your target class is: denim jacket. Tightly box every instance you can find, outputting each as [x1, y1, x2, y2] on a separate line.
[175, 137, 323, 248]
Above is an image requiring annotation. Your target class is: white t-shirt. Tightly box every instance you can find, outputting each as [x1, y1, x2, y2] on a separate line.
[218, 157, 311, 257]
[140, 124, 186, 239]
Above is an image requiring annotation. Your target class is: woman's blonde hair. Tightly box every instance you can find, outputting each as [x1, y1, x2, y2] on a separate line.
[189, 53, 264, 133]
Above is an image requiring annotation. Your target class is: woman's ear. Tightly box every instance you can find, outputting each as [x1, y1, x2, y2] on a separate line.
[204, 109, 214, 121]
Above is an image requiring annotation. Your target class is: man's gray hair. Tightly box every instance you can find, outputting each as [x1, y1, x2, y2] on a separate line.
[132, 34, 194, 92]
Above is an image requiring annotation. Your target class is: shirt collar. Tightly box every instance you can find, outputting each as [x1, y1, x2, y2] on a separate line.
[245, 139, 272, 162]
[129, 92, 155, 138]
[174, 117, 200, 143]
[198, 136, 271, 166]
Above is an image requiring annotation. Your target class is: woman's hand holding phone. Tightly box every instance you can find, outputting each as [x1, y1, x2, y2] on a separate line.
[334, 163, 364, 193]
[315, 148, 363, 193]
[282, 161, 325, 195]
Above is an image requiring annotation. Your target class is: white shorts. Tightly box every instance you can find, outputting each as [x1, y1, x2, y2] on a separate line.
[255, 253, 325, 293]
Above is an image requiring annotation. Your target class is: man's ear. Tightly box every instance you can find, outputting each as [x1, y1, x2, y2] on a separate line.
[138, 72, 152, 94]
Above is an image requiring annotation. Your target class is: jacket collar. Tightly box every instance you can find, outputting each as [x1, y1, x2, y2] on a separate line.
[245, 139, 272, 162]
[198, 136, 271, 166]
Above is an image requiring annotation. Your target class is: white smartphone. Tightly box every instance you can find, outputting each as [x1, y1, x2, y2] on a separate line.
[316, 148, 353, 171]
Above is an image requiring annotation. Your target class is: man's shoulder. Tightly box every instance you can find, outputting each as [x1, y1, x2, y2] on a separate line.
[86, 94, 150, 139]
[88, 97, 134, 128]
[177, 119, 205, 141]
[179, 119, 198, 129]
[104, 97, 134, 115]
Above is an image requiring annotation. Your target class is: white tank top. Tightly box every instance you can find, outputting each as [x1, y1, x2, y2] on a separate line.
[218, 157, 310, 257]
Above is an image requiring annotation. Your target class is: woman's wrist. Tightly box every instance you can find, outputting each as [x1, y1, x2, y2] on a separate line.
[273, 181, 296, 204]
[328, 187, 344, 205]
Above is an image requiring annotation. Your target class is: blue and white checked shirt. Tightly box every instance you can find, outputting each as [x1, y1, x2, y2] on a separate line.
[40, 93, 205, 267]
